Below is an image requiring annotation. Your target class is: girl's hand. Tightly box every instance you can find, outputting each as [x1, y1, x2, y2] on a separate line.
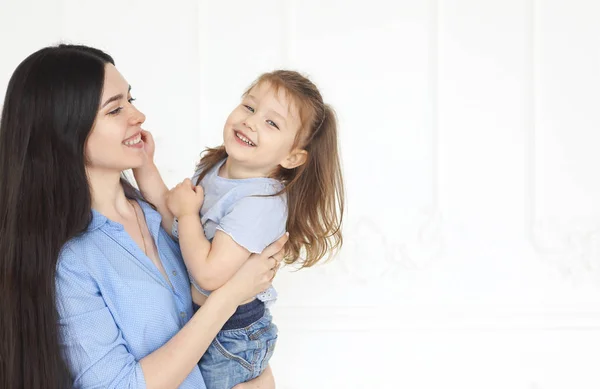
[219, 233, 288, 304]
[166, 179, 204, 218]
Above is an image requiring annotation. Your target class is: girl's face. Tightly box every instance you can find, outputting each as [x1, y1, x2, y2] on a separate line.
[85, 64, 147, 173]
[222, 81, 307, 176]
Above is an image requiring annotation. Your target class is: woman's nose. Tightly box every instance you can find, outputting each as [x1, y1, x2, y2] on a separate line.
[129, 105, 146, 126]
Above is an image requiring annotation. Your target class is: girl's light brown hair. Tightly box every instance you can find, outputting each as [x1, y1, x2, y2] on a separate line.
[195, 70, 344, 268]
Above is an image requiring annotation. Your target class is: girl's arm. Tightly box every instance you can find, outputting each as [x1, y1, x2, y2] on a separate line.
[168, 179, 252, 291]
[168, 180, 285, 292]
[180, 221, 254, 291]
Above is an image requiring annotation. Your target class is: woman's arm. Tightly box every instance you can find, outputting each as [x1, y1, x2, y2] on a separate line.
[57, 235, 286, 389]
[139, 284, 238, 388]
[233, 365, 275, 389]
[132, 130, 174, 234]
[141, 235, 285, 389]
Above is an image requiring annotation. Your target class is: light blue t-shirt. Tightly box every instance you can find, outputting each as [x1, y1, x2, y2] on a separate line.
[173, 158, 287, 305]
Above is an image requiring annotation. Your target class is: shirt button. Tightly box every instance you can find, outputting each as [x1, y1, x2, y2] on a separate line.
[172, 270, 177, 276]
[180, 311, 185, 318]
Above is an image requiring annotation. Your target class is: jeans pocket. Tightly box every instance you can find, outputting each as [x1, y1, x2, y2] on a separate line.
[260, 334, 278, 372]
[250, 320, 278, 372]
[212, 334, 260, 373]
[213, 313, 278, 376]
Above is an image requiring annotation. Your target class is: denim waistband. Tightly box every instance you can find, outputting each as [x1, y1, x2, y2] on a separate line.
[221, 298, 265, 331]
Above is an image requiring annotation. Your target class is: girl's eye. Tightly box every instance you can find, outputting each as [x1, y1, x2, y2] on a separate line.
[128, 97, 136, 104]
[244, 105, 255, 113]
[266, 120, 280, 130]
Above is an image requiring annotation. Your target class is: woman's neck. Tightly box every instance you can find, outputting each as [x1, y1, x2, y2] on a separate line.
[86, 168, 132, 219]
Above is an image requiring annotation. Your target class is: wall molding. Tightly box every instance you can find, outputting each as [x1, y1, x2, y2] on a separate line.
[527, 0, 600, 279]
[274, 305, 600, 331]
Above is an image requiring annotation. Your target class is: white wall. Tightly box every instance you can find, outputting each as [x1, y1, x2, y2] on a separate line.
[2, 1, 600, 388]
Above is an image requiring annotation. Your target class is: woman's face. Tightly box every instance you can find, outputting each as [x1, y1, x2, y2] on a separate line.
[85, 64, 147, 172]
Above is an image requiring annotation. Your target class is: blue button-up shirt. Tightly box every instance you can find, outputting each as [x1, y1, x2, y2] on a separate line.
[55, 200, 206, 388]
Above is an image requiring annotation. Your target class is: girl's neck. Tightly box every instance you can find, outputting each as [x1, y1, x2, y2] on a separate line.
[220, 158, 273, 180]
[86, 168, 132, 220]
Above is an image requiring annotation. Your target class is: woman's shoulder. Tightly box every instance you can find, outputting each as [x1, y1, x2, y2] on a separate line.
[56, 234, 96, 285]
[57, 230, 97, 267]
[56, 209, 116, 271]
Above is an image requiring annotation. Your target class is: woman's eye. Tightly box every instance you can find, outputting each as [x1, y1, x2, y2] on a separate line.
[108, 107, 123, 116]
[108, 97, 135, 115]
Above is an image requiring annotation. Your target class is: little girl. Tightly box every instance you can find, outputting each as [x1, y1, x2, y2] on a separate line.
[134, 70, 344, 389]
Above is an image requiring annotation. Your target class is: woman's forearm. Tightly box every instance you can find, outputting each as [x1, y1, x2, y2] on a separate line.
[139, 287, 237, 389]
[234, 365, 275, 389]
[132, 163, 173, 233]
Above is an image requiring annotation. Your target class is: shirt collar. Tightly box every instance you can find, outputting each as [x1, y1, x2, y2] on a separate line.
[87, 199, 163, 236]
[88, 209, 107, 231]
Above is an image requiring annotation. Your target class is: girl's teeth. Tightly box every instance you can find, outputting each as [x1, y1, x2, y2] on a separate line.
[236, 132, 255, 146]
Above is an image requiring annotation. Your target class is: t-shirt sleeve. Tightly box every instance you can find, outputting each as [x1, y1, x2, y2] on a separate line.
[217, 194, 287, 254]
[191, 167, 202, 185]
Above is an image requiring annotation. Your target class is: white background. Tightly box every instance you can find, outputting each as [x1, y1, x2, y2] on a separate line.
[2, 1, 600, 388]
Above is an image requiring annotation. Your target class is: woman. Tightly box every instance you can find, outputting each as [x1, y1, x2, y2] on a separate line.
[0, 44, 285, 388]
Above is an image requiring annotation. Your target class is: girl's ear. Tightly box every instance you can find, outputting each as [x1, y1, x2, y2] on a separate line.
[280, 149, 308, 170]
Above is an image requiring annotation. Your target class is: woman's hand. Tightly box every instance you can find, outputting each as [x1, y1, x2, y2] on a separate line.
[232, 365, 275, 389]
[133, 130, 158, 175]
[140, 129, 156, 163]
[219, 233, 288, 305]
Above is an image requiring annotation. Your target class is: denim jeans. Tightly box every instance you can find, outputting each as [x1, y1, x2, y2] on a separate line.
[199, 301, 278, 389]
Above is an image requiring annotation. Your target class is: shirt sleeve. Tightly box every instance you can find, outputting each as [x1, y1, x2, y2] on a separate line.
[56, 246, 146, 389]
[217, 194, 287, 254]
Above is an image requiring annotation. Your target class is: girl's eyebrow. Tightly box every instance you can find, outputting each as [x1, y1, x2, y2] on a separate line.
[246, 94, 288, 123]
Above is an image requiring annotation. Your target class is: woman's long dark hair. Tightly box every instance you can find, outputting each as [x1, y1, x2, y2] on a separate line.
[0, 44, 138, 388]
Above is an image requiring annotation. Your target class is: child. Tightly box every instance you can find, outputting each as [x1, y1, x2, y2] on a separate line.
[134, 70, 344, 389]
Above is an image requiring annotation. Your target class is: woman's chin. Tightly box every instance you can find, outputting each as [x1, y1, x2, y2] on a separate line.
[118, 156, 147, 172]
